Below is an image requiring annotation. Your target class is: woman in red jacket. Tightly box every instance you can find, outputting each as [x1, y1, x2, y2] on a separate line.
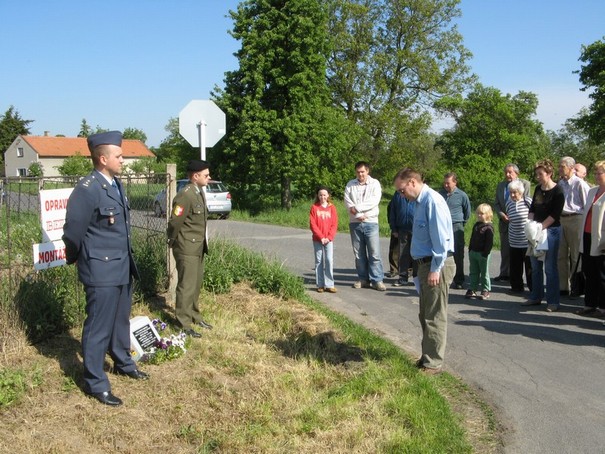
[310, 186, 339, 293]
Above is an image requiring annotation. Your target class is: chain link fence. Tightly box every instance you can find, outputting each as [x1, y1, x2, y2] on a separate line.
[0, 173, 172, 349]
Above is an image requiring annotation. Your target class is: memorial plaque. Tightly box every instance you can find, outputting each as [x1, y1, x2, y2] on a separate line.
[129, 316, 161, 362]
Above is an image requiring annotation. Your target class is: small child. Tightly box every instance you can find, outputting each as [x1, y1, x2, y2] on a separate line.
[465, 204, 494, 300]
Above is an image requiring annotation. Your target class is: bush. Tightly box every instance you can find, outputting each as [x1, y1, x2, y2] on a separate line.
[14, 266, 85, 343]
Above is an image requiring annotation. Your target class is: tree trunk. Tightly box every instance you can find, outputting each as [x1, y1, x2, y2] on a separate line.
[281, 176, 292, 210]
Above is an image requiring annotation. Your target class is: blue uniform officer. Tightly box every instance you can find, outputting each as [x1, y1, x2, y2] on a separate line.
[63, 131, 148, 406]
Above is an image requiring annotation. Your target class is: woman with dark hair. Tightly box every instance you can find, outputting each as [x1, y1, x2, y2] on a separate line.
[523, 159, 565, 312]
[310, 186, 338, 293]
[575, 161, 605, 317]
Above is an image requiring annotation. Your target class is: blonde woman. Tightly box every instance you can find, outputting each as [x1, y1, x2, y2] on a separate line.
[465, 204, 494, 300]
[576, 161, 605, 317]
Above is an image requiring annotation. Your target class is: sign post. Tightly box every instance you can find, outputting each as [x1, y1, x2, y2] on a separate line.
[179, 100, 226, 160]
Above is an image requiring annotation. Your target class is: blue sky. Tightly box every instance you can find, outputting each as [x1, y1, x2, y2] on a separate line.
[1, 1, 603, 148]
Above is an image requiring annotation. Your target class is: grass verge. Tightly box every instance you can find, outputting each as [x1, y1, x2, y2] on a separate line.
[0, 241, 502, 453]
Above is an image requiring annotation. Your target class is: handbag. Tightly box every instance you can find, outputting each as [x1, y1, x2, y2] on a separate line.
[570, 253, 585, 296]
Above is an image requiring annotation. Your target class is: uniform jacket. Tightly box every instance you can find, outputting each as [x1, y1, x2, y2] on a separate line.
[62, 170, 139, 286]
[494, 178, 531, 221]
[167, 182, 208, 257]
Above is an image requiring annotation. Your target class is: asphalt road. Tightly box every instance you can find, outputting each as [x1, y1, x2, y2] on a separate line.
[208, 219, 605, 454]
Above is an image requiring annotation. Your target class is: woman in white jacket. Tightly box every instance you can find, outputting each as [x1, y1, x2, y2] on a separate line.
[576, 161, 605, 317]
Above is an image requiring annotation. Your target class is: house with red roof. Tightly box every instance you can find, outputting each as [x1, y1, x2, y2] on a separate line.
[3, 134, 155, 177]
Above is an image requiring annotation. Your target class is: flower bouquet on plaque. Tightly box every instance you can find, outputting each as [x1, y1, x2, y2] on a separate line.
[141, 319, 191, 365]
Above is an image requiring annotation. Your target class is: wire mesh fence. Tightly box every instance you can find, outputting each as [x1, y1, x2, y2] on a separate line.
[0, 174, 171, 347]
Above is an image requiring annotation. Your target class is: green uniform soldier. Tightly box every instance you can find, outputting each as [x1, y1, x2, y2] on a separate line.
[167, 159, 214, 338]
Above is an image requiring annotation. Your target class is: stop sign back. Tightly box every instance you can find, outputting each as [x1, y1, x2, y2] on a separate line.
[179, 100, 226, 148]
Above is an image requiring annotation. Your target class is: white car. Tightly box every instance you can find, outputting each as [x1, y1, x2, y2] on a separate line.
[153, 179, 232, 219]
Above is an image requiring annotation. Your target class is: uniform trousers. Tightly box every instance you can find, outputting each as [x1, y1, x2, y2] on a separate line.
[417, 256, 455, 369]
[82, 283, 135, 393]
[174, 253, 205, 329]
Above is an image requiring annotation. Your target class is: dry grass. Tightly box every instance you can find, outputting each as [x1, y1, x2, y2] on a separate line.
[0, 283, 500, 453]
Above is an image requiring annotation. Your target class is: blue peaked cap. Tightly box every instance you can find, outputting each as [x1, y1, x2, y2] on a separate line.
[87, 131, 122, 152]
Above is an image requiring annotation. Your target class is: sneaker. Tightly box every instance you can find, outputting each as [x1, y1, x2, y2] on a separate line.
[325, 287, 337, 293]
[371, 281, 387, 291]
[316, 287, 324, 293]
[464, 290, 477, 299]
[522, 300, 541, 306]
[393, 278, 407, 287]
[352, 280, 370, 289]
[546, 304, 558, 312]
[478, 291, 490, 300]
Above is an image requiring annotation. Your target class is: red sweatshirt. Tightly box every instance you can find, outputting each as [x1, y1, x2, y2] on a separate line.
[309, 203, 338, 242]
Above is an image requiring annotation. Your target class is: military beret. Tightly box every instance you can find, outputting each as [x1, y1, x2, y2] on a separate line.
[87, 131, 123, 152]
[186, 159, 210, 172]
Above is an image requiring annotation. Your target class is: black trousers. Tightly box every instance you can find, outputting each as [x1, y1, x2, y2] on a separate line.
[582, 233, 605, 309]
[509, 247, 532, 292]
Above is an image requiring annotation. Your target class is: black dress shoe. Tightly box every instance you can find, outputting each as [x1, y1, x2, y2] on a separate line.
[116, 369, 149, 380]
[560, 290, 569, 296]
[197, 319, 213, 330]
[88, 391, 123, 406]
[184, 328, 202, 338]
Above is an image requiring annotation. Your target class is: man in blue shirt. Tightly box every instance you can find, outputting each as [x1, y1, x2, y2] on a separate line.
[439, 172, 471, 289]
[388, 188, 416, 286]
[395, 168, 455, 374]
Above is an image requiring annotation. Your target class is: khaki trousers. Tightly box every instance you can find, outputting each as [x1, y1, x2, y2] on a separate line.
[417, 256, 456, 369]
[174, 252, 205, 329]
[558, 215, 583, 292]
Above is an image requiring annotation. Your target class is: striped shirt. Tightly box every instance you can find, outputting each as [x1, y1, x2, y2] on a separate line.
[506, 197, 532, 248]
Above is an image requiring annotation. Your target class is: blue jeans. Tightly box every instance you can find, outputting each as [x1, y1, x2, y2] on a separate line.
[529, 226, 561, 306]
[313, 240, 334, 288]
[349, 222, 384, 284]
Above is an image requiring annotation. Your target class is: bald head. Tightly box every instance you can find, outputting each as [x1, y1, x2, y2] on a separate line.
[574, 163, 587, 180]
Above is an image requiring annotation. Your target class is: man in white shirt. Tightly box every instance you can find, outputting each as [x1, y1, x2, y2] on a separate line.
[344, 161, 386, 291]
[558, 156, 590, 296]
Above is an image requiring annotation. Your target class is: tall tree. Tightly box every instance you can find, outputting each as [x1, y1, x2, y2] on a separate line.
[77, 118, 93, 138]
[123, 127, 147, 143]
[549, 111, 605, 176]
[434, 84, 549, 204]
[326, 0, 474, 178]
[0, 106, 33, 169]
[213, 0, 354, 210]
[573, 37, 605, 144]
[153, 117, 198, 177]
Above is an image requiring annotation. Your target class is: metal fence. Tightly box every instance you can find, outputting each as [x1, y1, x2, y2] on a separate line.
[0, 173, 172, 313]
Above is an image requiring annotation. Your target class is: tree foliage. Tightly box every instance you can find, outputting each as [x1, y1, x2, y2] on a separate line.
[0, 106, 33, 169]
[123, 127, 148, 143]
[153, 117, 199, 177]
[213, 0, 354, 211]
[573, 37, 605, 144]
[56, 152, 93, 176]
[549, 111, 605, 177]
[77, 119, 93, 138]
[326, 0, 475, 180]
[434, 84, 549, 204]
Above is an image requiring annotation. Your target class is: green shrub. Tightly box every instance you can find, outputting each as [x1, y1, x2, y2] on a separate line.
[132, 231, 168, 298]
[204, 239, 306, 300]
[14, 266, 85, 342]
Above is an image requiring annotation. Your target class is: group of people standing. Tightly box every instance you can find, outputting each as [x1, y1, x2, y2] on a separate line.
[310, 157, 605, 375]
